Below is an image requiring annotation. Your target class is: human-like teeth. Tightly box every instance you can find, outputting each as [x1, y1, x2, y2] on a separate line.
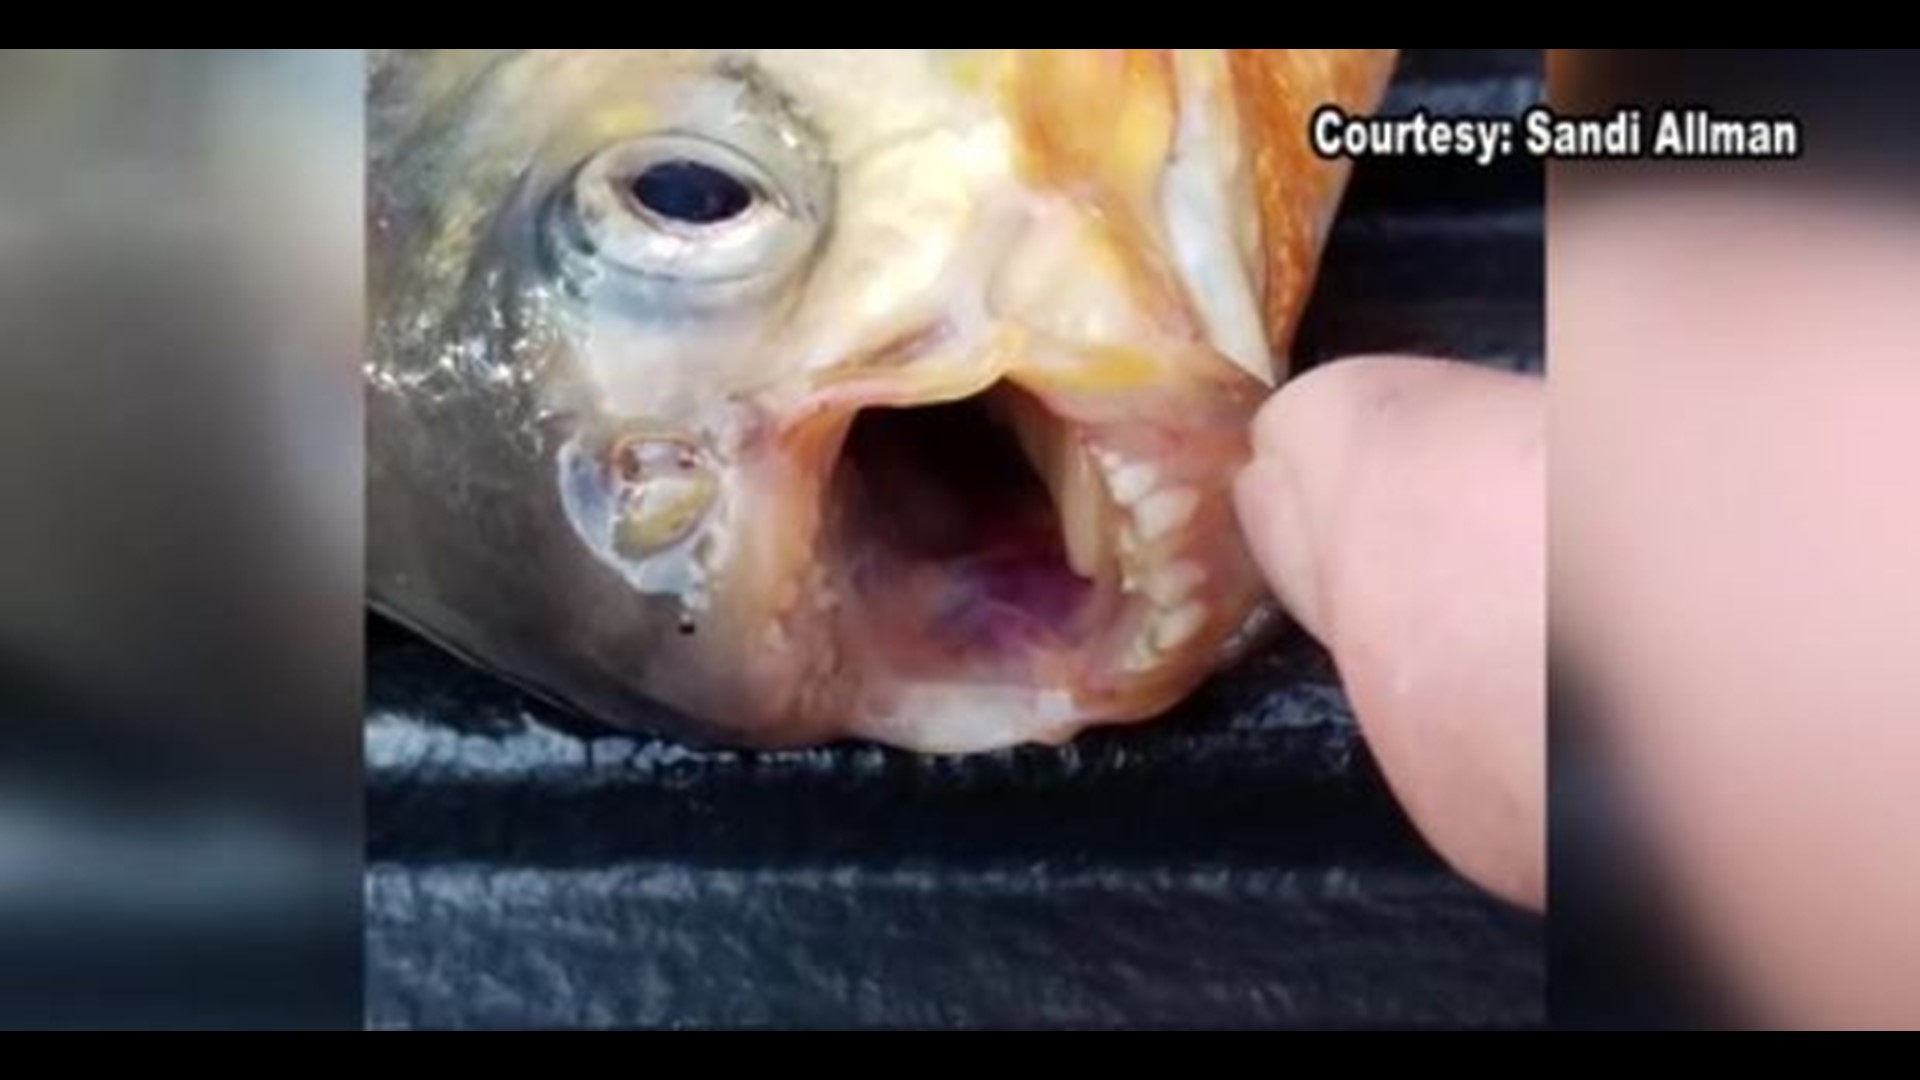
[1149, 602, 1207, 653]
[1107, 461, 1159, 505]
[1145, 560, 1206, 606]
[1122, 638, 1159, 673]
[1001, 392, 1112, 578]
[1133, 487, 1199, 543]
[1055, 444, 1110, 578]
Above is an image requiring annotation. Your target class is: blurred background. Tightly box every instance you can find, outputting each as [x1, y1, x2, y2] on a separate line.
[0, 50, 362, 1028]
[1551, 49, 1920, 1029]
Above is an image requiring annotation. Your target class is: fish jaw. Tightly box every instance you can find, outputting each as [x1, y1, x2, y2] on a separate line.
[648, 335, 1277, 754]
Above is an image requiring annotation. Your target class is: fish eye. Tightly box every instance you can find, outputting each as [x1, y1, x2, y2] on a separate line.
[554, 130, 826, 302]
[627, 160, 756, 226]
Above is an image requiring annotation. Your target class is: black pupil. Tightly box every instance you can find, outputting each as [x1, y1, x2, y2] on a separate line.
[629, 160, 754, 225]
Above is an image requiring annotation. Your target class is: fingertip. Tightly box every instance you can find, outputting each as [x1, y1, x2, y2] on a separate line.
[1233, 456, 1326, 640]
[1243, 355, 1512, 639]
[1252, 354, 1525, 460]
[1242, 355, 1547, 911]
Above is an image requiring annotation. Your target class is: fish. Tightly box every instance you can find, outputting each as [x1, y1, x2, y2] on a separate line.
[367, 49, 1398, 752]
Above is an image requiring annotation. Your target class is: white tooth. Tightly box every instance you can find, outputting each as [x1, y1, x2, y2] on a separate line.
[1134, 487, 1199, 542]
[1146, 560, 1207, 606]
[1000, 391, 1112, 579]
[1108, 462, 1158, 506]
[1057, 445, 1110, 578]
[1117, 526, 1145, 593]
[1123, 641, 1159, 673]
[1150, 603, 1208, 653]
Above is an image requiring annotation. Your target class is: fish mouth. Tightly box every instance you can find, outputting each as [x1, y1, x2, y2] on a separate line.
[818, 379, 1239, 745]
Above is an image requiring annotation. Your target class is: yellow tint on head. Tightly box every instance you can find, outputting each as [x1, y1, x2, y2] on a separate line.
[1007, 49, 1176, 212]
[1003, 50, 1193, 338]
[1032, 344, 1166, 394]
[945, 49, 1008, 96]
[580, 102, 656, 147]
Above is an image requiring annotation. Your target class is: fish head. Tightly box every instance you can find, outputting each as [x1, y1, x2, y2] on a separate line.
[368, 49, 1397, 751]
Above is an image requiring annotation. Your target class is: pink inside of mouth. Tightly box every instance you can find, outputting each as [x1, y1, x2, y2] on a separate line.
[827, 386, 1101, 672]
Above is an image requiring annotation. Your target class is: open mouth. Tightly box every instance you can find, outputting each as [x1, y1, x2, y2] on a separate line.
[824, 383, 1124, 683]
